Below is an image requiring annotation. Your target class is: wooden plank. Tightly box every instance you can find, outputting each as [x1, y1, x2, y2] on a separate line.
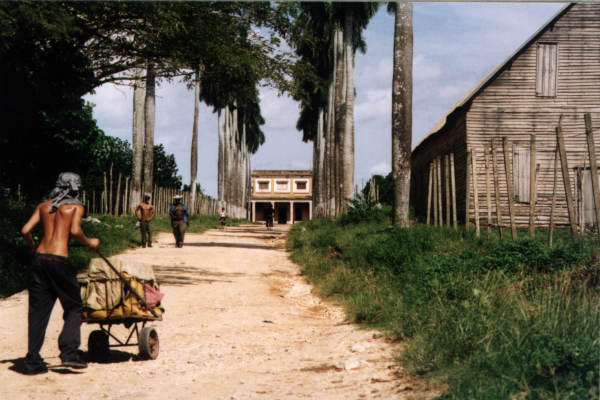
[437, 156, 443, 226]
[556, 125, 579, 239]
[503, 137, 518, 240]
[433, 160, 438, 227]
[465, 150, 472, 229]
[492, 139, 503, 238]
[529, 134, 536, 238]
[471, 149, 481, 237]
[445, 154, 451, 227]
[450, 152, 458, 229]
[484, 146, 492, 239]
[427, 162, 433, 226]
[549, 148, 558, 247]
[584, 113, 600, 237]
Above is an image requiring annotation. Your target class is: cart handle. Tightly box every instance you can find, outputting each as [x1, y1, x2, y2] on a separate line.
[95, 250, 159, 318]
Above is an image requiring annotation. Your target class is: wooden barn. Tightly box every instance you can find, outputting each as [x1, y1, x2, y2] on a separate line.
[410, 2, 600, 236]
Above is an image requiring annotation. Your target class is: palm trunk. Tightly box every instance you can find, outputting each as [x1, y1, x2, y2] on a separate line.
[131, 68, 146, 212]
[190, 69, 201, 215]
[342, 11, 355, 205]
[217, 109, 224, 204]
[143, 63, 156, 195]
[391, 2, 413, 227]
[332, 25, 345, 216]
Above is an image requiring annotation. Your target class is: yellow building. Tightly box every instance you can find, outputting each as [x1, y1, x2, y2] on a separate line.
[250, 170, 312, 224]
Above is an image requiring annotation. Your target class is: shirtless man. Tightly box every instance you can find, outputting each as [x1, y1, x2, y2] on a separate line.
[20, 172, 100, 374]
[135, 194, 155, 247]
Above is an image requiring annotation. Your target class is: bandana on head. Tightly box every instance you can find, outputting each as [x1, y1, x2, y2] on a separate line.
[50, 172, 83, 213]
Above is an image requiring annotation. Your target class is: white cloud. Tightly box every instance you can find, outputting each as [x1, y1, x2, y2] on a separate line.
[369, 162, 390, 176]
[356, 89, 391, 122]
[414, 54, 442, 81]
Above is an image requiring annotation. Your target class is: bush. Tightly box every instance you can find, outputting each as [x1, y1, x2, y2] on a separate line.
[288, 218, 599, 399]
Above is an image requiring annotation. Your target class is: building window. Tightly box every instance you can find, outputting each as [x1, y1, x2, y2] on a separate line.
[275, 179, 290, 192]
[293, 179, 309, 193]
[512, 145, 531, 203]
[256, 180, 271, 193]
[536, 43, 557, 97]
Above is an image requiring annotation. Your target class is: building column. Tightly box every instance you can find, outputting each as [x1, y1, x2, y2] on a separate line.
[290, 201, 293, 224]
[309, 201, 312, 220]
[251, 201, 256, 222]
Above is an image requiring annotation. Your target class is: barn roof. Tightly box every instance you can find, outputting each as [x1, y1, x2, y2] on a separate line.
[413, 3, 573, 154]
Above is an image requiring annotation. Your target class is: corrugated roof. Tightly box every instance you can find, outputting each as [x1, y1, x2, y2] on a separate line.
[412, 3, 573, 153]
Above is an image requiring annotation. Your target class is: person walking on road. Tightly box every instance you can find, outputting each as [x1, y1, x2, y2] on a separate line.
[219, 207, 227, 230]
[169, 195, 189, 248]
[20, 172, 100, 374]
[135, 193, 155, 247]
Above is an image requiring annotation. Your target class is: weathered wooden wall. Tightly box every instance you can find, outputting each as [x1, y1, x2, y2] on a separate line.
[411, 3, 600, 231]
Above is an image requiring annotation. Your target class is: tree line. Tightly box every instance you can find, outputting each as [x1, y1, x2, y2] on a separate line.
[0, 2, 414, 224]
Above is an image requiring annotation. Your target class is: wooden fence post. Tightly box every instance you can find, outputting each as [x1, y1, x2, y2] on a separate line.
[103, 172, 108, 215]
[109, 163, 114, 216]
[436, 156, 443, 226]
[484, 146, 492, 239]
[584, 113, 600, 238]
[471, 148, 480, 237]
[433, 159, 438, 227]
[450, 152, 457, 229]
[556, 125, 579, 239]
[445, 154, 451, 227]
[115, 172, 122, 216]
[502, 137, 517, 240]
[465, 150, 472, 229]
[492, 139, 503, 238]
[427, 162, 433, 226]
[529, 134, 537, 239]
[549, 148, 559, 246]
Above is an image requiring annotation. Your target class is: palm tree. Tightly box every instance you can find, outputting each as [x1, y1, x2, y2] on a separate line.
[189, 68, 202, 215]
[131, 68, 145, 213]
[143, 62, 156, 195]
[390, 2, 413, 226]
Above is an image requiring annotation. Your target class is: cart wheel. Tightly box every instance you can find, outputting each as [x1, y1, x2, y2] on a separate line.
[88, 330, 109, 362]
[139, 326, 159, 360]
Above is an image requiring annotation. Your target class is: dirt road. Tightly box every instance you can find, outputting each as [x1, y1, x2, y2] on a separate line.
[0, 224, 436, 399]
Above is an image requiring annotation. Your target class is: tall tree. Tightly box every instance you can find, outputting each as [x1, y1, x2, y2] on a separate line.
[131, 69, 146, 211]
[390, 2, 413, 226]
[189, 68, 202, 214]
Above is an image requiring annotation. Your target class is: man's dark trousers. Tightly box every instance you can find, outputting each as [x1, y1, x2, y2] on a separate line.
[172, 220, 187, 247]
[140, 220, 152, 246]
[25, 254, 82, 371]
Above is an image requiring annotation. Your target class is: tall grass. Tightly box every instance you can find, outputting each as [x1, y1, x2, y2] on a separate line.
[287, 218, 599, 399]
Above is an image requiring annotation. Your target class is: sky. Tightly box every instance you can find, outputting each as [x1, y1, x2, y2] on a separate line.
[84, 2, 566, 198]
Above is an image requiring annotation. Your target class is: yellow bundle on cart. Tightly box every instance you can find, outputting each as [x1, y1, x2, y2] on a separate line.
[78, 257, 164, 320]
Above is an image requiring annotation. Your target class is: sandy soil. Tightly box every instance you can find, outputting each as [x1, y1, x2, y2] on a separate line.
[0, 224, 438, 400]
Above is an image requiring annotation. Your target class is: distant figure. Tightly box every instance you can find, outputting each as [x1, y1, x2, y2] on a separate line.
[20, 172, 100, 374]
[219, 207, 227, 230]
[169, 195, 189, 248]
[265, 202, 274, 231]
[135, 193, 155, 248]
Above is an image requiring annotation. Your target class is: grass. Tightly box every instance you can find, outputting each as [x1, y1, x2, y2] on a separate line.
[287, 218, 600, 399]
[1, 205, 247, 297]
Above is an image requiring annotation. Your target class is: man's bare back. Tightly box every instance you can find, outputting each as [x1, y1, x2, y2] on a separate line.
[21, 199, 99, 257]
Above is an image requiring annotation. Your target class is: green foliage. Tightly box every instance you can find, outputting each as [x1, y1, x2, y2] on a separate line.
[338, 193, 392, 225]
[288, 218, 599, 399]
[361, 172, 394, 206]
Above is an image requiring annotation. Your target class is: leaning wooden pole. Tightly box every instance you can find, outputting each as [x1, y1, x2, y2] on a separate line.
[450, 152, 458, 229]
[529, 134, 537, 239]
[584, 113, 600, 238]
[484, 146, 492, 239]
[471, 148, 480, 237]
[426, 162, 433, 226]
[436, 156, 443, 226]
[491, 139, 503, 238]
[433, 159, 438, 227]
[445, 154, 451, 227]
[502, 137, 517, 240]
[465, 150, 472, 229]
[556, 125, 579, 239]
[549, 148, 559, 247]
[115, 172, 122, 216]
